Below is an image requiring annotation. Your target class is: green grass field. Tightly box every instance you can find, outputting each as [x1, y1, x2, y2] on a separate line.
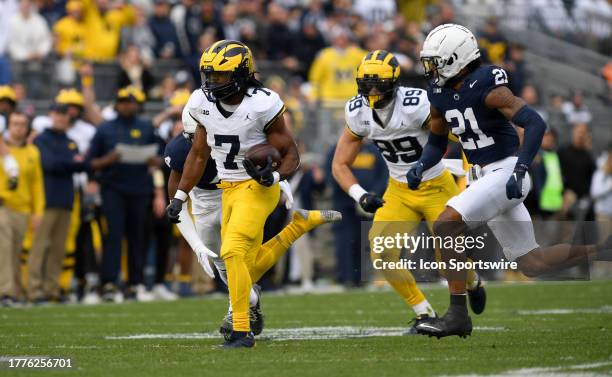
[1, 281, 612, 377]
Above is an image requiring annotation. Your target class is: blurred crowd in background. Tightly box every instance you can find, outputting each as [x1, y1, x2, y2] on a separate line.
[0, 0, 610, 306]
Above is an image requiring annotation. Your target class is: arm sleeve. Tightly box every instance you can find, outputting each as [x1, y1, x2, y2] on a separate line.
[511, 105, 546, 168]
[30, 147, 45, 216]
[420, 132, 448, 171]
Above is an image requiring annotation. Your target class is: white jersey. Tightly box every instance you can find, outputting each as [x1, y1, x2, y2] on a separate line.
[345, 86, 445, 183]
[185, 87, 285, 182]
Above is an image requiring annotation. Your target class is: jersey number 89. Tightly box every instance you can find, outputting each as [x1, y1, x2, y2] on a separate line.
[372, 136, 422, 164]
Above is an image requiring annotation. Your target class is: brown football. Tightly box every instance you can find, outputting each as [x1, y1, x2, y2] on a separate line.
[245, 143, 282, 170]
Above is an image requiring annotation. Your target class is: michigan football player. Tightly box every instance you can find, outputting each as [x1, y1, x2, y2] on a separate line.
[332, 50, 486, 334]
[166, 40, 341, 348]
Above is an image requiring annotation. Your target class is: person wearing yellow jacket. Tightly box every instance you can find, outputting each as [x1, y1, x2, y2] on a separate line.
[308, 27, 366, 104]
[81, 0, 135, 61]
[0, 111, 44, 306]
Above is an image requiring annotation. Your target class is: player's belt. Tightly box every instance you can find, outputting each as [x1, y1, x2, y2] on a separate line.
[467, 165, 483, 186]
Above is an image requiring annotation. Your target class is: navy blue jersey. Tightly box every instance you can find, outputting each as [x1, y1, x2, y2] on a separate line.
[163, 135, 219, 190]
[427, 65, 519, 166]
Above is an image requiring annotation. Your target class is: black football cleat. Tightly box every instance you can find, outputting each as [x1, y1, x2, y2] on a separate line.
[219, 310, 233, 341]
[249, 284, 264, 336]
[415, 307, 472, 339]
[222, 331, 255, 349]
[403, 313, 436, 335]
[467, 277, 486, 315]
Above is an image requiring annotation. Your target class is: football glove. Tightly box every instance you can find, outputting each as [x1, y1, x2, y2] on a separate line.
[243, 156, 277, 187]
[166, 197, 184, 223]
[506, 163, 528, 200]
[359, 193, 385, 213]
[406, 162, 425, 190]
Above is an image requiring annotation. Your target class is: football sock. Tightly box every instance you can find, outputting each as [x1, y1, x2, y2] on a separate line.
[450, 293, 468, 313]
[384, 270, 427, 308]
[413, 299, 436, 317]
[249, 288, 258, 307]
[225, 255, 251, 332]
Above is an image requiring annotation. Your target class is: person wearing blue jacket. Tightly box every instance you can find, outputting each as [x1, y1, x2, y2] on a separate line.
[28, 104, 90, 303]
[86, 87, 161, 302]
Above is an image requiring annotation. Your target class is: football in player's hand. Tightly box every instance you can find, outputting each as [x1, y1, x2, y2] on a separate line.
[245, 143, 282, 170]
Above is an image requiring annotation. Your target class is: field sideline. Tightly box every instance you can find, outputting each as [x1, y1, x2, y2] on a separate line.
[1, 281, 611, 377]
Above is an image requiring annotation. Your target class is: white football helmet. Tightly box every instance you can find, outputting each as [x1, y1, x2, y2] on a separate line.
[420, 24, 481, 86]
[181, 106, 198, 141]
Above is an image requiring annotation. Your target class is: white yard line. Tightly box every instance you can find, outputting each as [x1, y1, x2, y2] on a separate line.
[443, 360, 612, 377]
[104, 326, 506, 342]
[517, 306, 612, 315]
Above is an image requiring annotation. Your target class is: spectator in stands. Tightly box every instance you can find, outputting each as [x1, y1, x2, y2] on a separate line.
[87, 87, 160, 303]
[353, 0, 396, 27]
[532, 0, 577, 40]
[561, 90, 592, 125]
[82, 0, 135, 61]
[397, 0, 438, 23]
[558, 123, 596, 220]
[0, 0, 17, 84]
[477, 17, 508, 66]
[0, 86, 18, 133]
[7, 0, 51, 63]
[29, 104, 88, 303]
[325, 142, 388, 287]
[120, 5, 156, 64]
[38, 0, 67, 27]
[532, 128, 564, 218]
[506, 43, 527, 96]
[601, 62, 612, 105]
[149, 0, 182, 59]
[591, 143, 612, 226]
[293, 20, 327, 80]
[220, 3, 241, 41]
[521, 84, 547, 121]
[264, 3, 296, 63]
[0, 111, 44, 307]
[53, 0, 86, 61]
[117, 45, 155, 96]
[308, 27, 366, 104]
[546, 93, 569, 132]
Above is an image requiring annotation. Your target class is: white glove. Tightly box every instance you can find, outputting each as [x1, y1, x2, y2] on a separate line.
[194, 245, 218, 279]
[279, 179, 294, 209]
[175, 203, 218, 278]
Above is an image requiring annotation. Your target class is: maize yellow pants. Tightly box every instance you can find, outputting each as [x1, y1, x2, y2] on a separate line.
[218, 179, 280, 332]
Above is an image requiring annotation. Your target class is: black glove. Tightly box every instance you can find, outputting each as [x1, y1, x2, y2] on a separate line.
[166, 197, 184, 223]
[406, 162, 425, 190]
[506, 163, 527, 200]
[359, 193, 385, 213]
[242, 156, 276, 187]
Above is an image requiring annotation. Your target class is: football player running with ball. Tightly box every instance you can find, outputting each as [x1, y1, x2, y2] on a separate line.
[410, 24, 611, 338]
[332, 50, 486, 334]
[166, 40, 341, 348]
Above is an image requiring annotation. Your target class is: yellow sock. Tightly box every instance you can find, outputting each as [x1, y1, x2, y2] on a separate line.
[384, 269, 427, 307]
[225, 255, 251, 332]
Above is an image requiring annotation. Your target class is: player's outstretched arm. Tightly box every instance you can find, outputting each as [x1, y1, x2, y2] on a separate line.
[166, 125, 210, 222]
[332, 128, 383, 213]
[266, 115, 300, 180]
[407, 105, 449, 190]
[485, 86, 546, 199]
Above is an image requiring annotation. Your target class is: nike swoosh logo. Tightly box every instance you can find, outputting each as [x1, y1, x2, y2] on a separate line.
[417, 324, 441, 331]
[469, 80, 478, 88]
[492, 168, 503, 172]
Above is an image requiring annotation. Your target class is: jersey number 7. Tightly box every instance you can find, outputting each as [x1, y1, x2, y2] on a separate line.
[214, 134, 240, 169]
